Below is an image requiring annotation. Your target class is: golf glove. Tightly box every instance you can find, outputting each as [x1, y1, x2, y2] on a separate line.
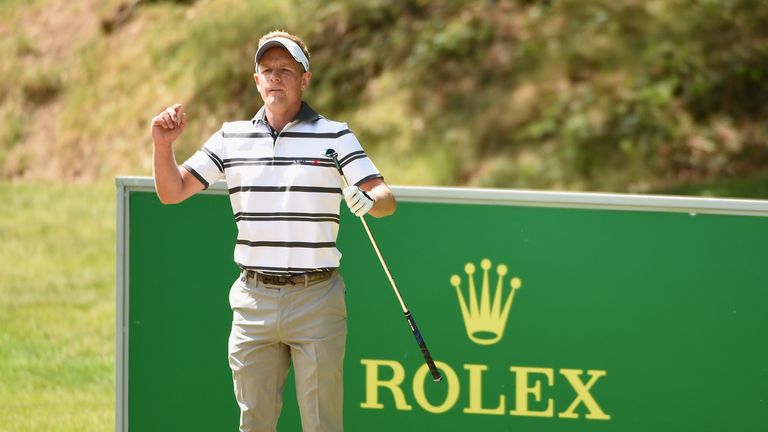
[343, 185, 375, 217]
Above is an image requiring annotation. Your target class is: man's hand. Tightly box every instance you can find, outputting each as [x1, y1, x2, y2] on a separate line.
[343, 185, 375, 217]
[151, 103, 203, 205]
[151, 104, 188, 147]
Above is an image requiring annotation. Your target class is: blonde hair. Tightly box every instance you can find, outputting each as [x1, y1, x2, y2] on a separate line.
[258, 30, 310, 62]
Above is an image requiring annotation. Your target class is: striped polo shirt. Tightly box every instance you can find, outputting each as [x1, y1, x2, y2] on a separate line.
[182, 102, 382, 275]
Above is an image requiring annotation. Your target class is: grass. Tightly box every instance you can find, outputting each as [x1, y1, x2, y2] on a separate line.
[0, 181, 115, 431]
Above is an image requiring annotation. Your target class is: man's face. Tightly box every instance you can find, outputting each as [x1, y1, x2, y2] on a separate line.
[254, 47, 311, 110]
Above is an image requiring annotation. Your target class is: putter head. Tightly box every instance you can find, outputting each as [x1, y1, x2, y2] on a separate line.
[325, 148, 346, 180]
[324, 148, 339, 160]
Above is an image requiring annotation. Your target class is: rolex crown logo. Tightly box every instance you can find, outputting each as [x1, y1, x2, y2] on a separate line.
[450, 258, 522, 346]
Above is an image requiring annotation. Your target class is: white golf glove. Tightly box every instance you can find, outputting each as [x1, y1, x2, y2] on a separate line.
[343, 185, 375, 217]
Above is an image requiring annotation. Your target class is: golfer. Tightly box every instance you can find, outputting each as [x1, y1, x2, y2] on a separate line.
[150, 30, 395, 432]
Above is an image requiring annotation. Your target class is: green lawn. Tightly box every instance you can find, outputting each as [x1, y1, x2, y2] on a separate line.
[0, 182, 115, 431]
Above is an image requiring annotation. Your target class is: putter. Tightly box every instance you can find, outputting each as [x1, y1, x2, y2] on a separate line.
[326, 149, 442, 382]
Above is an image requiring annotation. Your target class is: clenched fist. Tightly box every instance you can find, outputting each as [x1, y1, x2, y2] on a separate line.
[151, 103, 188, 147]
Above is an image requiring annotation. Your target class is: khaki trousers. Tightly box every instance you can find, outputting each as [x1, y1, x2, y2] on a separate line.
[228, 272, 347, 432]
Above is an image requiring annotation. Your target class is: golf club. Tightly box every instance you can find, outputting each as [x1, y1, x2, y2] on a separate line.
[325, 148, 442, 383]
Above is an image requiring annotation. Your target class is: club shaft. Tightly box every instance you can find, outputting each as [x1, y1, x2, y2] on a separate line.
[330, 152, 441, 382]
[354, 196, 441, 381]
[336, 172, 408, 310]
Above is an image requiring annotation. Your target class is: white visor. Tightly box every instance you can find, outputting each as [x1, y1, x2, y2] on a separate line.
[254, 37, 310, 72]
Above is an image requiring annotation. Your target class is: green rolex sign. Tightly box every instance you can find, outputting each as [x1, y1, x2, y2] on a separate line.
[117, 177, 768, 431]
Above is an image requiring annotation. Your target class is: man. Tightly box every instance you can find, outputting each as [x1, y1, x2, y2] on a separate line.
[151, 30, 396, 432]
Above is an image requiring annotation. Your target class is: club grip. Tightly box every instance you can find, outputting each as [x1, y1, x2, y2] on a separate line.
[404, 311, 442, 382]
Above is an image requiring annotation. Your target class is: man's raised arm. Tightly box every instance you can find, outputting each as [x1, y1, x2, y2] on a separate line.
[151, 103, 205, 204]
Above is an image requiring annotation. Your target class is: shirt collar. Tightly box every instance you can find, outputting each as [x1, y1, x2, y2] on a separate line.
[251, 101, 321, 126]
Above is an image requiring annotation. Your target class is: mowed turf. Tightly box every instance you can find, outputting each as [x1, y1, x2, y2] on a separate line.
[0, 182, 115, 431]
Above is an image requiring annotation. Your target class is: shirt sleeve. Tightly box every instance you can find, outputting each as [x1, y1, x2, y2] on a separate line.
[335, 125, 383, 187]
[181, 130, 225, 189]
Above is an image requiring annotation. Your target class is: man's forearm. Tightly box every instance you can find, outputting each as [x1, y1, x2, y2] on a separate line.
[153, 143, 185, 204]
[367, 183, 396, 218]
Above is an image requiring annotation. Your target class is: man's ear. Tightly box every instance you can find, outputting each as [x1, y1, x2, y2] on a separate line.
[301, 71, 312, 91]
[253, 72, 262, 91]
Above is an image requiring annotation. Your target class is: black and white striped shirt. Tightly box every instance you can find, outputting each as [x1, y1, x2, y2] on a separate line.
[182, 102, 382, 275]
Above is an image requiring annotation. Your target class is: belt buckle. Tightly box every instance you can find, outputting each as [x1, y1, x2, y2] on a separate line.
[253, 271, 330, 286]
[264, 274, 290, 286]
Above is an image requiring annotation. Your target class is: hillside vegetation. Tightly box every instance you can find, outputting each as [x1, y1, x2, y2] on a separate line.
[1, 0, 768, 196]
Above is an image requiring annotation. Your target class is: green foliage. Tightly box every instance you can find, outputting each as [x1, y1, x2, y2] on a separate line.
[1, 0, 767, 196]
